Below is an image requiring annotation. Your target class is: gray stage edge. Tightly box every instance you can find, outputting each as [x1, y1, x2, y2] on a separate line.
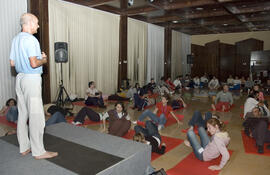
[0, 123, 151, 175]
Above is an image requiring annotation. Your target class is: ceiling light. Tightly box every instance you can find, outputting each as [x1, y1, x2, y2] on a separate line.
[172, 21, 179, 23]
[213, 8, 217, 11]
[223, 23, 228, 26]
[241, 5, 247, 8]
[196, 7, 204, 11]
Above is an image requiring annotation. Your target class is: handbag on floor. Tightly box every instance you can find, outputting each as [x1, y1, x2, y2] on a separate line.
[150, 168, 167, 175]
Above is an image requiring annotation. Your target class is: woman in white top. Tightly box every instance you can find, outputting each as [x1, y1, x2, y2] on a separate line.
[85, 81, 106, 108]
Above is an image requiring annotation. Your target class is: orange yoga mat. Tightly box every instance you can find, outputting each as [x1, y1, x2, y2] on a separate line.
[167, 150, 233, 175]
[0, 116, 17, 128]
[210, 104, 235, 112]
[241, 131, 270, 156]
[72, 101, 102, 108]
[123, 130, 183, 161]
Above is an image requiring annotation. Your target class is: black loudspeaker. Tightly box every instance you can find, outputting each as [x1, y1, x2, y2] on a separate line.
[55, 42, 68, 63]
[187, 54, 194, 64]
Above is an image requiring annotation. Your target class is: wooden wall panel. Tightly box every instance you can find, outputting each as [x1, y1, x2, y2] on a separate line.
[219, 43, 235, 82]
[191, 44, 205, 77]
[235, 38, 263, 78]
[205, 40, 220, 78]
[164, 27, 172, 79]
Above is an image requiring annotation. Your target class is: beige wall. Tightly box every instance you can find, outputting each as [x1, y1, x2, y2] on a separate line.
[191, 31, 270, 50]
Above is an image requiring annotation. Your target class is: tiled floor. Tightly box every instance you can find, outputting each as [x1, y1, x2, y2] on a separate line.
[1, 90, 270, 175]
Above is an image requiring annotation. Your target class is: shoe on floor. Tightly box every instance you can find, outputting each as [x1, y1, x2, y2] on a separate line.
[158, 125, 164, 131]
[258, 145, 264, 154]
[72, 121, 82, 125]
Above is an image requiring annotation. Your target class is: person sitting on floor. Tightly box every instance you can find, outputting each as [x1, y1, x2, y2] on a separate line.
[243, 107, 270, 153]
[186, 118, 230, 171]
[143, 78, 157, 94]
[208, 76, 220, 90]
[85, 81, 106, 108]
[200, 73, 208, 88]
[159, 77, 172, 95]
[193, 76, 200, 89]
[136, 94, 181, 130]
[243, 91, 269, 119]
[245, 77, 254, 94]
[72, 107, 104, 125]
[165, 77, 176, 91]
[0, 98, 18, 123]
[252, 84, 268, 108]
[127, 83, 141, 100]
[133, 120, 166, 154]
[227, 75, 234, 86]
[211, 85, 233, 112]
[103, 102, 131, 137]
[133, 93, 155, 111]
[171, 95, 187, 110]
[173, 76, 182, 91]
[232, 76, 241, 90]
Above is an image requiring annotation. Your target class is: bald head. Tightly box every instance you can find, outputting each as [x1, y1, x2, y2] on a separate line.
[20, 13, 39, 34]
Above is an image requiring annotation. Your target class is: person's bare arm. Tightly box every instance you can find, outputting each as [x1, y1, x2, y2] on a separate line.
[0, 106, 8, 115]
[179, 97, 187, 108]
[29, 52, 47, 68]
[170, 111, 182, 126]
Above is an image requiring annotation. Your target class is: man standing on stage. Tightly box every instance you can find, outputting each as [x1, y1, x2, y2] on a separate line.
[10, 13, 58, 159]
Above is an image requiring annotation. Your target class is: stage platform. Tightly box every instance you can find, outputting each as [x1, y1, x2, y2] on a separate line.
[0, 123, 151, 175]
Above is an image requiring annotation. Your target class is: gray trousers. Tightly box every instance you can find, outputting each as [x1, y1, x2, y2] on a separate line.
[16, 73, 46, 156]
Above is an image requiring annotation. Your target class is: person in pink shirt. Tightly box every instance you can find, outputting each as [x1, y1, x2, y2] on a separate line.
[186, 118, 230, 171]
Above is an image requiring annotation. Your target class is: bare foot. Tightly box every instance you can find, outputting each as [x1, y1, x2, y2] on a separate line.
[35, 151, 58, 160]
[211, 104, 216, 111]
[184, 139, 191, 147]
[21, 149, 31, 156]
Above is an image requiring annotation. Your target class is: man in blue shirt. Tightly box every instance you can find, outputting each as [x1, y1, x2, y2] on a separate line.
[10, 13, 57, 159]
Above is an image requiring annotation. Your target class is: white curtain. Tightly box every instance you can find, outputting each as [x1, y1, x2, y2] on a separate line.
[0, 0, 27, 107]
[127, 18, 148, 86]
[147, 24, 164, 83]
[180, 33, 191, 76]
[49, 0, 120, 100]
[171, 30, 182, 80]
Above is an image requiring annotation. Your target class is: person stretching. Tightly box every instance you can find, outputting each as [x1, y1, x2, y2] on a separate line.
[186, 118, 230, 171]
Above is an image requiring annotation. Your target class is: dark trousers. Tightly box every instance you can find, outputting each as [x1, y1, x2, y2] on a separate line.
[46, 112, 66, 126]
[134, 120, 161, 141]
[133, 93, 147, 109]
[252, 120, 270, 146]
[109, 119, 131, 137]
[188, 110, 212, 128]
[85, 96, 105, 107]
[73, 107, 100, 123]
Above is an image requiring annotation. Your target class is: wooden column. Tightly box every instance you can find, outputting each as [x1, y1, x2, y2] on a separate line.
[164, 27, 172, 79]
[118, 0, 128, 89]
[30, 0, 51, 103]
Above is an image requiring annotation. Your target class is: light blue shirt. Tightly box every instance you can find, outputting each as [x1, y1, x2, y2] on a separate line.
[10, 32, 42, 74]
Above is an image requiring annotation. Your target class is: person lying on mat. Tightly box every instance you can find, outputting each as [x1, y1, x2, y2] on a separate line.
[165, 77, 176, 91]
[184, 111, 219, 146]
[171, 95, 187, 110]
[85, 81, 106, 108]
[0, 98, 18, 123]
[132, 93, 154, 111]
[252, 84, 268, 108]
[136, 94, 181, 130]
[244, 91, 269, 119]
[72, 107, 104, 125]
[211, 84, 233, 112]
[243, 107, 270, 153]
[133, 120, 166, 154]
[186, 118, 230, 171]
[103, 102, 131, 137]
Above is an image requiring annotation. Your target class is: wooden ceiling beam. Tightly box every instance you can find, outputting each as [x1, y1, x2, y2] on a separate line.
[94, 5, 121, 14]
[153, 0, 217, 11]
[124, 6, 158, 16]
[148, 15, 181, 23]
[63, 0, 116, 7]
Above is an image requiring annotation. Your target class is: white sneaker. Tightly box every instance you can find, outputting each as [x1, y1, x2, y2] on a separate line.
[132, 120, 137, 125]
[99, 113, 103, 121]
[72, 121, 82, 125]
[158, 125, 164, 131]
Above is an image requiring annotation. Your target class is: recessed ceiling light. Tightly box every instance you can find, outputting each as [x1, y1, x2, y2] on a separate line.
[213, 8, 217, 11]
[223, 23, 228, 26]
[172, 21, 179, 23]
[241, 5, 247, 8]
[196, 7, 203, 11]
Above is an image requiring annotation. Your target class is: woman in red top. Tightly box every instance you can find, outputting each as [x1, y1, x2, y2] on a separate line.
[137, 94, 181, 130]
